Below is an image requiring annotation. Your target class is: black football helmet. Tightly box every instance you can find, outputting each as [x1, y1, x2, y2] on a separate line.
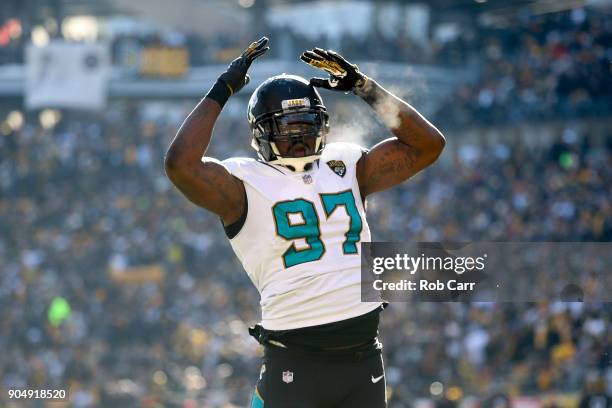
[247, 74, 329, 171]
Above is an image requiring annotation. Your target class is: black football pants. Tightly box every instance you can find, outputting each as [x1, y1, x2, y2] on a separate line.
[249, 341, 387, 408]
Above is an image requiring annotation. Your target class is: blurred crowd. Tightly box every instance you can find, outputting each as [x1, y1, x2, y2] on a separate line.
[0, 98, 609, 406]
[0, 106, 260, 407]
[1, 6, 610, 126]
[436, 8, 612, 126]
[115, 7, 612, 128]
[118, 7, 612, 128]
[0, 4, 611, 408]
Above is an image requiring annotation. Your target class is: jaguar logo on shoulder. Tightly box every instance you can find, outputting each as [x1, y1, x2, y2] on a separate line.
[326, 160, 346, 177]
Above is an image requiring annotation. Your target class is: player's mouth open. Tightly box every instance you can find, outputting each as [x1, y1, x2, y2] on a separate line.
[291, 143, 308, 156]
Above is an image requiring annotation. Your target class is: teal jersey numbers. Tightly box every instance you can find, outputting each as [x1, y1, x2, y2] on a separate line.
[272, 199, 324, 268]
[272, 190, 362, 268]
[321, 190, 363, 254]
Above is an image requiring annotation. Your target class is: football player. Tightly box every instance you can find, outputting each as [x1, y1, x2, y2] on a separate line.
[165, 37, 445, 408]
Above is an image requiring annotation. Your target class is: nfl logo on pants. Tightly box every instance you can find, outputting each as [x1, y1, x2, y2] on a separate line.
[282, 371, 294, 384]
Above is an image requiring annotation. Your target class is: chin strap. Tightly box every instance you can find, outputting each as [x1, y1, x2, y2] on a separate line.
[269, 154, 321, 172]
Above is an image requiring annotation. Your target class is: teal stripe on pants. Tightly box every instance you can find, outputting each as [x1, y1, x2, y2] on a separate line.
[250, 387, 264, 408]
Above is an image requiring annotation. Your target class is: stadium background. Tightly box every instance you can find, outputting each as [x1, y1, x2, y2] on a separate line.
[0, 0, 610, 406]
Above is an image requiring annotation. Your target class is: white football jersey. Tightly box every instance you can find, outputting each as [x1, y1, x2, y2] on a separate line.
[222, 142, 382, 330]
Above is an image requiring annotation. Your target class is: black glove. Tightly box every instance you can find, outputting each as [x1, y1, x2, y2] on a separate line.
[206, 37, 269, 106]
[220, 36, 269, 95]
[300, 48, 367, 92]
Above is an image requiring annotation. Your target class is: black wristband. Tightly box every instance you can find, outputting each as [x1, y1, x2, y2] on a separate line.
[205, 79, 232, 108]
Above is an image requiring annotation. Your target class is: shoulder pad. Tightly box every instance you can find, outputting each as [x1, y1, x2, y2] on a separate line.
[219, 157, 258, 180]
[220, 157, 286, 181]
[321, 142, 367, 165]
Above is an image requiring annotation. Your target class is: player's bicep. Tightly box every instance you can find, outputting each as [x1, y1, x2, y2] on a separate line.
[357, 137, 426, 196]
[165, 157, 245, 223]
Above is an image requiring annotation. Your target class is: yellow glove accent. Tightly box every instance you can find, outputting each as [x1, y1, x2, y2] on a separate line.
[305, 59, 347, 78]
[244, 41, 260, 58]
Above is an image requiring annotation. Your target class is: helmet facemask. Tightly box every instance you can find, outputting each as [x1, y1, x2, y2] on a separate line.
[251, 109, 329, 172]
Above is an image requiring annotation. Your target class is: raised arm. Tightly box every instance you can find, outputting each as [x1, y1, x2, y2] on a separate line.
[354, 78, 445, 196]
[164, 37, 269, 225]
[300, 48, 445, 197]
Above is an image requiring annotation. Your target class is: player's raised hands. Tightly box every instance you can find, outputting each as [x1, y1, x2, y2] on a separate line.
[219, 37, 270, 96]
[300, 48, 367, 92]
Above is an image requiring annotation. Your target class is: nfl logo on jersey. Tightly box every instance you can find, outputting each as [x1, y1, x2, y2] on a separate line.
[282, 371, 294, 384]
[302, 174, 313, 184]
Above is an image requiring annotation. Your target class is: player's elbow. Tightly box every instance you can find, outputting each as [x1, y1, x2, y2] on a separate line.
[164, 155, 196, 194]
[164, 152, 178, 176]
[433, 132, 446, 156]
[164, 148, 187, 182]
[424, 131, 446, 163]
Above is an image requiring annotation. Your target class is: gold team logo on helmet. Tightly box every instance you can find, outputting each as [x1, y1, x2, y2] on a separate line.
[281, 98, 310, 110]
[326, 160, 346, 177]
